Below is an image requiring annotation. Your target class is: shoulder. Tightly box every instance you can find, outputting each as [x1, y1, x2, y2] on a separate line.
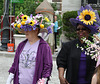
[17, 39, 27, 49]
[92, 74, 97, 80]
[39, 38, 50, 49]
[62, 39, 78, 47]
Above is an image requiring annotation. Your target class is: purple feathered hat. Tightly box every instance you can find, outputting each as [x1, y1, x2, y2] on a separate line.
[70, 4, 100, 34]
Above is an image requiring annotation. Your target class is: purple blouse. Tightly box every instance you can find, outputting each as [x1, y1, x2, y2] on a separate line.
[78, 51, 90, 84]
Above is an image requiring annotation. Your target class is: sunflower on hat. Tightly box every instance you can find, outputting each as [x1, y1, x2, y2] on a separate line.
[79, 9, 97, 25]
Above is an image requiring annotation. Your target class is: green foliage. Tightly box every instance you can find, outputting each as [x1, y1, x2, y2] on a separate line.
[0, 0, 3, 17]
[57, 14, 62, 35]
[0, 0, 4, 29]
[14, 0, 42, 17]
[51, 3, 57, 11]
[62, 11, 77, 39]
[56, 14, 62, 45]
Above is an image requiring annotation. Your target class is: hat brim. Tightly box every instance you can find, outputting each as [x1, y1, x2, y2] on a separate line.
[70, 18, 98, 34]
[39, 28, 48, 33]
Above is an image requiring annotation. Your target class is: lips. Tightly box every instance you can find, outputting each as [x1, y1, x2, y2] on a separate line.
[78, 33, 84, 38]
[79, 33, 83, 36]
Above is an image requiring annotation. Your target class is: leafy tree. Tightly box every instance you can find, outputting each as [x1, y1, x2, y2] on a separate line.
[0, 0, 4, 29]
[13, 0, 43, 16]
[51, 3, 57, 11]
[0, 0, 3, 17]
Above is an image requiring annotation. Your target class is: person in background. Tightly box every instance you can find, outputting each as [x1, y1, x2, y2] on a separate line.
[91, 56, 100, 84]
[6, 13, 53, 84]
[54, 15, 58, 51]
[56, 4, 100, 84]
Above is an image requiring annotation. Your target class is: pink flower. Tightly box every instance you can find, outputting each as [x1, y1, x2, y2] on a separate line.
[17, 16, 19, 19]
[20, 14, 24, 18]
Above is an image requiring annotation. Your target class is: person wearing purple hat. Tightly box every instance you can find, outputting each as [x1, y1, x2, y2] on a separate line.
[56, 4, 100, 84]
[6, 13, 54, 84]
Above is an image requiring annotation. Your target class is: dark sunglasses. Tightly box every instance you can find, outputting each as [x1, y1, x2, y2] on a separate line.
[76, 28, 87, 31]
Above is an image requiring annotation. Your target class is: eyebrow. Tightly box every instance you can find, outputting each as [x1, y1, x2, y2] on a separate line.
[76, 27, 87, 29]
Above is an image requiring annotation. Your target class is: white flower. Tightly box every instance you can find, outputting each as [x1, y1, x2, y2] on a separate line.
[85, 51, 87, 55]
[35, 14, 43, 19]
[86, 53, 89, 55]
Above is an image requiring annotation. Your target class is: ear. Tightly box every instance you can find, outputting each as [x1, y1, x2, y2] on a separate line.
[35, 28, 40, 34]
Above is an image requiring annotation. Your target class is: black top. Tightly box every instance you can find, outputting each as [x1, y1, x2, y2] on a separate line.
[56, 39, 96, 83]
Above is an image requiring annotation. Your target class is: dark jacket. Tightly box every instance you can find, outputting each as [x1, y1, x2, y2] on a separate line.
[9, 37, 52, 84]
[56, 39, 96, 83]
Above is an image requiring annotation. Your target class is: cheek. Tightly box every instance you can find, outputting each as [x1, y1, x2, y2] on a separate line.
[83, 31, 90, 37]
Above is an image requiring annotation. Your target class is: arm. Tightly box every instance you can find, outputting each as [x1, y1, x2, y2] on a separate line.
[8, 41, 23, 73]
[8, 46, 19, 73]
[58, 68, 69, 84]
[56, 43, 70, 84]
[91, 74, 97, 84]
[6, 44, 20, 84]
[42, 44, 53, 80]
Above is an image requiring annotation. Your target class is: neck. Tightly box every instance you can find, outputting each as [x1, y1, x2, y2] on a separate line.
[28, 35, 40, 45]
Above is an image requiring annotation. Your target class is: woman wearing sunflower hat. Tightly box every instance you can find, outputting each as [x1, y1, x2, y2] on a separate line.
[56, 4, 100, 84]
[6, 13, 54, 84]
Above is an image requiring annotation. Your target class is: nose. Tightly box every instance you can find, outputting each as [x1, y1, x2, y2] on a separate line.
[79, 29, 83, 31]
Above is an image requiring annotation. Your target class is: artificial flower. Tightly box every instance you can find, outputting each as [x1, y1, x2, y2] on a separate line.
[76, 37, 100, 60]
[29, 20, 35, 26]
[21, 21, 25, 25]
[14, 23, 17, 27]
[79, 9, 96, 25]
[45, 17, 50, 22]
[22, 15, 28, 21]
[17, 24, 21, 28]
[40, 24, 44, 29]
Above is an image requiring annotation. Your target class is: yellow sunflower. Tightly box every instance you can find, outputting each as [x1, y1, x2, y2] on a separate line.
[79, 9, 96, 25]
[22, 15, 28, 21]
[29, 20, 35, 26]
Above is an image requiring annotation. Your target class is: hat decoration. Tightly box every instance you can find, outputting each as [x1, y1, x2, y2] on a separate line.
[70, 4, 100, 34]
[11, 12, 54, 34]
[79, 9, 96, 25]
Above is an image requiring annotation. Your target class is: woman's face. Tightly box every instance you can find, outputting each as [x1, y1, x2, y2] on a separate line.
[76, 24, 90, 39]
[24, 29, 38, 39]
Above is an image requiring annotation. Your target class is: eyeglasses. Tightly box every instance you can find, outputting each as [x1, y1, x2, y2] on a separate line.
[76, 28, 87, 31]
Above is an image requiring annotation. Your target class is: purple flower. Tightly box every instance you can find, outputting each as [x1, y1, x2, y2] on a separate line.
[30, 14, 33, 18]
[28, 27, 32, 31]
[47, 26, 52, 34]
[24, 28, 28, 31]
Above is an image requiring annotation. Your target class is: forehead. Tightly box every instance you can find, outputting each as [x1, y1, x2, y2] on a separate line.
[77, 24, 86, 28]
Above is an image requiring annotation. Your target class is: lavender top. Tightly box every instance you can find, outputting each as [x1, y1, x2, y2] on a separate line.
[19, 40, 40, 84]
[78, 51, 90, 84]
